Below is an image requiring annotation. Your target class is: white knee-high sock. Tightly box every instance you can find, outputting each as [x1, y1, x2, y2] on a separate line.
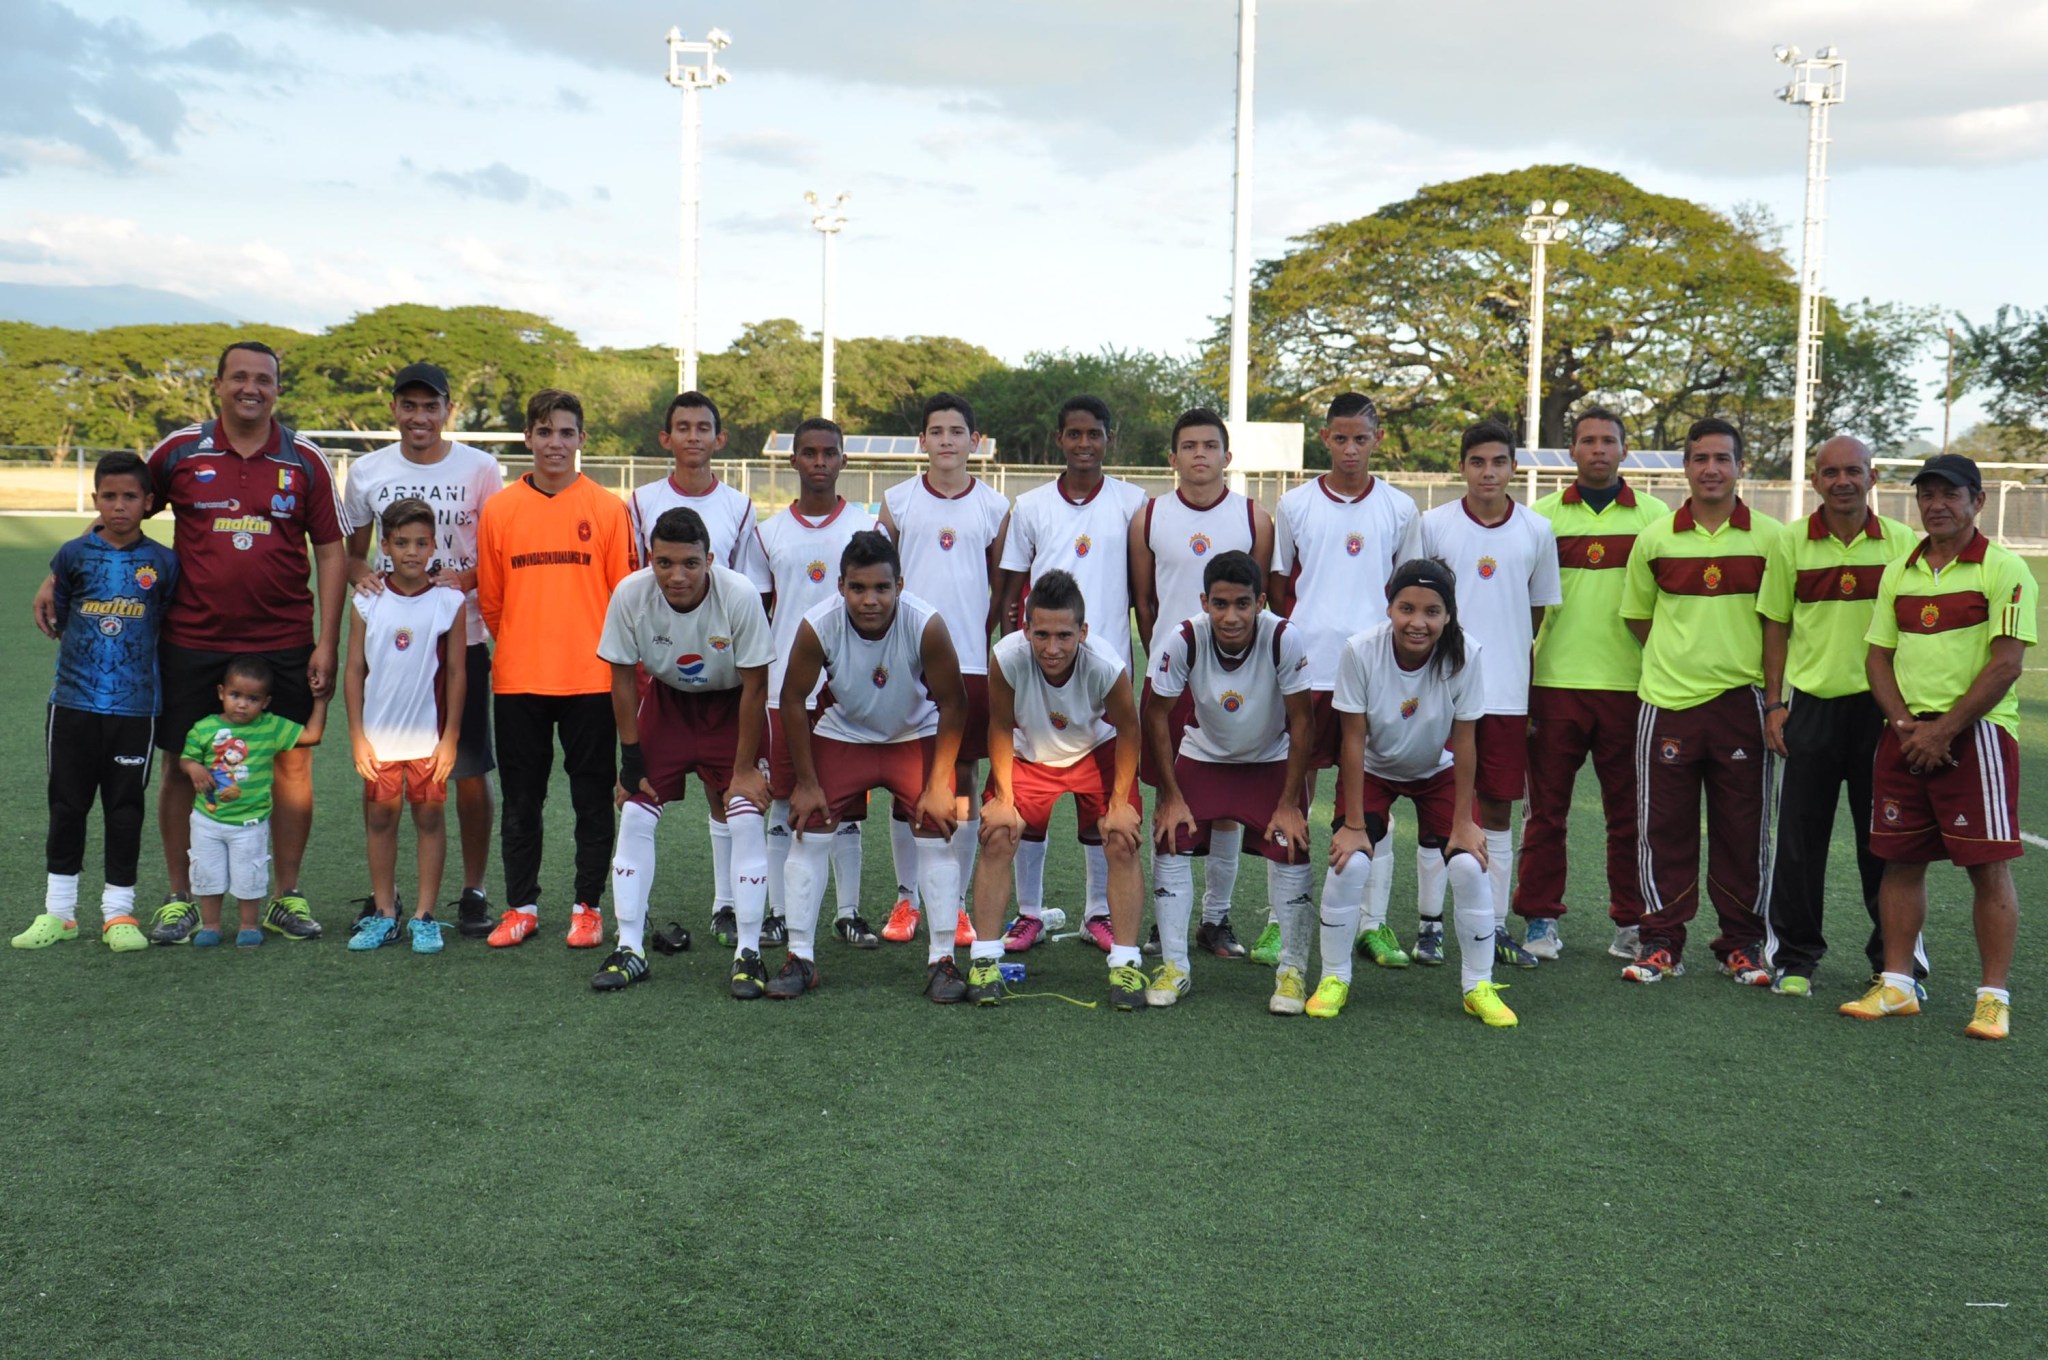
[1084, 842, 1109, 919]
[783, 826, 835, 960]
[1362, 815, 1396, 930]
[952, 817, 979, 891]
[1484, 827, 1514, 928]
[917, 835, 963, 964]
[1155, 852, 1195, 969]
[727, 797, 768, 957]
[1418, 844, 1446, 928]
[889, 812, 920, 910]
[610, 801, 660, 954]
[1270, 861, 1315, 972]
[45, 872, 79, 923]
[101, 883, 134, 923]
[767, 799, 793, 913]
[1014, 837, 1047, 919]
[1203, 833, 1240, 923]
[709, 814, 734, 914]
[1448, 852, 1495, 991]
[1319, 854, 1368, 984]
[832, 820, 863, 915]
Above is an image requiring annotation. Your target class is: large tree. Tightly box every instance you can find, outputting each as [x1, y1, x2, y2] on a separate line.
[1957, 305, 2048, 457]
[966, 347, 1217, 465]
[285, 304, 581, 433]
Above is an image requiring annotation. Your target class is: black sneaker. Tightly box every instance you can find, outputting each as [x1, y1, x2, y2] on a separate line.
[834, 913, 881, 949]
[1108, 962, 1150, 1011]
[764, 953, 819, 999]
[1197, 916, 1247, 960]
[263, 891, 323, 940]
[730, 948, 768, 1000]
[711, 906, 737, 947]
[149, 893, 200, 945]
[649, 921, 692, 955]
[1142, 922, 1162, 957]
[456, 888, 493, 939]
[924, 956, 969, 1004]
[350, 893, 401, 933]
[761, 913, 789, 948]
[591, 947, 649, 992]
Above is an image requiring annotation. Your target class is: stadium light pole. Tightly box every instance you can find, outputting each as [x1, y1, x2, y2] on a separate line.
[1520, 199, 1570, 454]
[806, 191, 851, 420]
[666, 25, 732, 395]
[1225, 0, 1257, 426]
[1775, 42, 1846, 516]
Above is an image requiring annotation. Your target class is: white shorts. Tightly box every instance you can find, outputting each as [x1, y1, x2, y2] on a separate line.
[189, 812, 271, 900]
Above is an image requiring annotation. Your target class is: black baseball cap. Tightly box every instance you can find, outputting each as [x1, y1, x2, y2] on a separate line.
[1910, 453, 1982, 496]
[391, 362, 451, 399]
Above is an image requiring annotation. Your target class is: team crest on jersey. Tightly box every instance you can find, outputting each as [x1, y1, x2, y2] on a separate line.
[277, 468, 296, 491]
[677, 654, 706, 683]
[1919, 601, 1941, 628]
[1659, 738, 1682, 762]
[1477, 556, 1497, 579]
[871, 663, 890, 689]
[577, 519, 592, 543]
[938, 528, 957, 551]
[193, 465, 216, 483]
[1839, 570, 1859, 596]
[1399, 697, 1419, 719]
[1049, 710, 1070, 731]
[1345, 533, 1364, 557]
[98, 616, 123, 637]
[135, 565, 159, 590]
[232, 531, 254, 551]
[1586, 541, 1606, 565]
[709, 635, 730, 652]
[1882, 798, 1901, 825]
[1075, 534, 1092, 558]
[1220, 690, 1244, 713]
[1189, 533, 1211, 557]
[807, 559, 827, 583]
[1702, 563, 1724, 591]
[394, 628, 414, 652]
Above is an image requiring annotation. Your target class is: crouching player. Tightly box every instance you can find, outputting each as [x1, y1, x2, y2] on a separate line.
[592, 508, 774, 993]
[1145, 551, 1314, 1011]
[1320, 559, 1516, 1026]
[777, 531, 968, 1001]
[965, 570, 1147, 1008]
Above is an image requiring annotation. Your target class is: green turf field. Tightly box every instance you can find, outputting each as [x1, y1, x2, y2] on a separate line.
[1, 515, 2042, 1359]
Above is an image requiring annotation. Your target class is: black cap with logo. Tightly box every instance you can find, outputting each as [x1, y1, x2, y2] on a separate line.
[391, 362, 451, 399]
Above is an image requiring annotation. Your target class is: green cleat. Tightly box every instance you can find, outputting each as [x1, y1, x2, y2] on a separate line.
[965, 959, 1007, 1006]
[1306, 975, 1350, 1019]
[1108, 963, 1149, 1011]
[1248, 919, 1282, 966]
[263, 892, 323, 940]
[101, 916, 149, 953]
[1463, 980, 1519, 1028]
[12, 913, 78, 949]
[1356, 924, 1411, 969]
[149, 895, 200, 945]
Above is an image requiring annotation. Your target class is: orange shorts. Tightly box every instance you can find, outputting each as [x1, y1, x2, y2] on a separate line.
[365, 757, 447, 805]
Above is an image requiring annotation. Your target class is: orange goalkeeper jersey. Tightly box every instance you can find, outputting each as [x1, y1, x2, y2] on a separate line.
[477, 473, 634, 695]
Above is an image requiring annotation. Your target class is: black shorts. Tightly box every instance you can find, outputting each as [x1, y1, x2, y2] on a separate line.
[156, 641, 315, 753]
[453, 642, 496, 780]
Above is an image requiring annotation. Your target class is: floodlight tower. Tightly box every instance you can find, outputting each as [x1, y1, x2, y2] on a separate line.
[1225, 0, 1257, 426]
[806, 191, 851, 420]
[1775, 42, 1846, 516]
[1520, 199, 1570, 454]
[666, 25, 732, 395]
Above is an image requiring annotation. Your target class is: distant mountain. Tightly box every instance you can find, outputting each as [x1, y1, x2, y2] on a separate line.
[0, 283, 238, 330]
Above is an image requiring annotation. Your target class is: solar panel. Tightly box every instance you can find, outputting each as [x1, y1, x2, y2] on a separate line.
[1516, 449, 1685, 470]
[757, 433, 994, 459]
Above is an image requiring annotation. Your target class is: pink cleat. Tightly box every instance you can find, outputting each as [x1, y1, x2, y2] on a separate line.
[1002, 915, 1045, 952]
[1083, 916, 1115, 953]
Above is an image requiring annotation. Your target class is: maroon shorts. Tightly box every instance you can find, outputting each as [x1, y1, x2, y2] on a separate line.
[1160, 756, 1311, 865]
[1139, 678, 1197, 788]
[1474, 713, 1529, 805]
[365, 758, 446, 806]
[1308, 690, 1342, 769]
[1871, 720, 2022, 866]
[633, 683, 745, 811]
[957, 672, 991, 763]
[766, 704, 809, 801]
[1354, 765, 1458, 848]
[802, 734, 943, 831]
[989, 745, 1140, 842]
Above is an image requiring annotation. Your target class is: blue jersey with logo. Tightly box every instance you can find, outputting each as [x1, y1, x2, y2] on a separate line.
[50, 531, 181, 717]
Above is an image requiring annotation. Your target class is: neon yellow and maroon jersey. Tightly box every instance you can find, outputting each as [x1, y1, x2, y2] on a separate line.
[1756, 509, 1916, 699]
[1530, 481, 1671, 691]
[1621, 497, 1783, 710]
[1866, 529, 2036, 736]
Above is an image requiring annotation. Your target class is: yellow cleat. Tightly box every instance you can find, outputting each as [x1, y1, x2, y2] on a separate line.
[1964, 993, 2011, 1041]
[1269, 965, 1307, 1016]
[1144, 960, 1191, 1008]
[1305, 976, 1350, 1019]
[1462, 980, 1518, 1028]
[1838, 981, 1920, 1021]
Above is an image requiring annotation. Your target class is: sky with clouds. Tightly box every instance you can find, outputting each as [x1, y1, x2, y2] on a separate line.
[3, 0, 2044, 437]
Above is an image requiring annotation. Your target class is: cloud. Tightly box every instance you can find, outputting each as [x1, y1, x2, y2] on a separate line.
[556, 87, 591, 114]
[423, 161, 570, 208]
[723, 130, 820, 170]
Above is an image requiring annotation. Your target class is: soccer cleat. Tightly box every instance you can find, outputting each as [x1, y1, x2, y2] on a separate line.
[348, 915, 399, 951]
[408, 917, 444, 954]
[954, 912, 976, 948]
[1495, 926, 1539, 970]
[12, 913, 78, 949]
[1142, 923, 1161, 957]
[1463, 980, 1519, 1028]
[1771, 972, 1811, 998]
[1143, 960, 1191, 1008]
[102, 916, 148, 953]
[264, 892, 322, 940]
[150, 895, 200, 945]
[711, 907, 738, 948]
[1608, 925, 1642, 960]
[1720, 948, 1772, 987]
[761, 913, 789, 949]
[1084, 916, 1116, 952]
[834, 914, 881, 949]
[1001, 915, 1045, 952]
[1269, 965, 1308, 1016]
[1108, 963, 1149, 1011]
[1413, 920, 1446, 967]
[1839, 980, 1920, 1021]
[565, 904, 604, 949]
[1197, 916, 1248, 960]
[1306, 976, 1350, 1019]
[1965, 993, 2011, 1041]
[649, 922, 691, 955]
[1622, 947, 1684, 984]
[455, 887, 494, 940]
[765, 953, 820, 999]
[487, 911, 539, 948]
[882, 897, 921, 943]
[235, 928, 263, 948]
[1868, 973, 1929, 1003]
[192, 927, 223, 948]
[591, 947, 649, 992]
[1249, 919, 1283, 966]
[1522, 918, 1563, 960]
[966, 958, 1007, 1006]
[730, 949, 768, 1001]
[1356, 924, 1411, 969]
[924, 956, 969, 1004]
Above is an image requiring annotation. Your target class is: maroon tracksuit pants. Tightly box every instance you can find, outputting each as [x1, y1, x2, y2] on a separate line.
[1514, 686, 1644, 924]
[1635, 685, 1775, 964]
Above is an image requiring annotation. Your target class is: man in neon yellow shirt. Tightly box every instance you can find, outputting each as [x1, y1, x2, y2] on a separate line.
[1843, 454, 2032, 1041]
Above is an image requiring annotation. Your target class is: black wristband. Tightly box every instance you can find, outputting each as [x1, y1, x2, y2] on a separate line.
[619, 742, 646, 793]
[1764, 702, 1787, 715]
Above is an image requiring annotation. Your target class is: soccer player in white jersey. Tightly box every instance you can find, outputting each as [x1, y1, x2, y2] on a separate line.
[1145, 551, 1314, 1011]
[776, 531, 969, 1001]
[1267, 391, 1418, 971]
[626, 391, 769, 948]
[1130, 408, 1275, 959]
[994, 396, 1147, 953]
[967, 570, 1148, 1008]
[749, 419, 875, 947]
[592, 507, 774, 996]
[1397, 418, 1561, 969]
[877, 392, 1010, 951]
[343, 362, 503, 938]
[1320, 558, 1518, 1026]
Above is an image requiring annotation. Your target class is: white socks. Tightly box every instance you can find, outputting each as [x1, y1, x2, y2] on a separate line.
[45, 872, 79, 924]
[1448, 852, 1495, 991]
[709, 814, 733, 917]
[1014, 836, 1047, 920]
[1154, 852, 1194, 969]
[1417, 844, 1445, 932]
[952, 816, 979, 894]
[102, 882, 134, 923]
[783, 825, 835, 960]
[890, 813, 920, 911]
[609, 801, 659, 955]
[1361, 815, 1396, 931]
[917, 835, 962, 963]
[831, 820, 862, 916]
[1485, 826, 1513, 928]
[1269, 861, 1314, 973]
[1202, 831, 1240, 925]
[767, 798, 793, 915]
[727, 796, 768, 957]
[1318, 853, 1368, 984]
[1084, 842, 1109, 919]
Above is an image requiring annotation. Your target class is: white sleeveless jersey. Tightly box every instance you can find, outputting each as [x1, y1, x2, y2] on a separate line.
[1143, 488, 1258, 661]
[1272, 475, 1418, 689]
[808, 591, 942, 744]
[1334, 623, 1487, 782]
[597, 565, 775, 695]
[752, 498, 877, 708]
[352, 582, 466, 761]
[1151, 610, 1310, 765]
[1397, 500, 1561, 715]
[627, 475, 767, 582]
[882, 474, 1009, 675]
[999, 475, 1148, 666]
[992, 630, 1126, 767]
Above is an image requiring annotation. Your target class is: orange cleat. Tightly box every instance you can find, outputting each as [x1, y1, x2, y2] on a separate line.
[882, 897, 921, 943]
[955, 910, 976, 948]
[487, 911, 539, 948]
[565, 903, 605, 949]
